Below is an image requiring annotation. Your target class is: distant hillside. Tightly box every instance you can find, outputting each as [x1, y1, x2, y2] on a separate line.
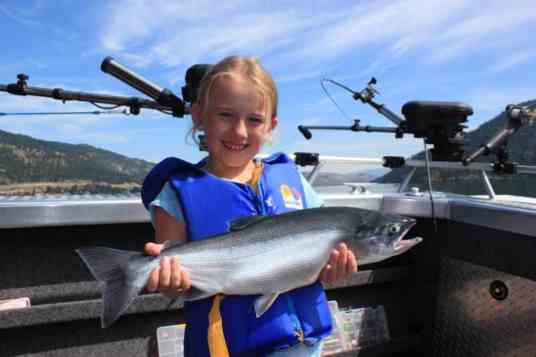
[302, 171, 376, 186]
[0, 130, 154, 195]
[376, 100, 536, 196]
[2, 97, 535, 197]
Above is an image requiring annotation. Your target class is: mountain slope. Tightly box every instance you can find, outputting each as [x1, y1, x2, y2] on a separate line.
[0, 130, 154, 193]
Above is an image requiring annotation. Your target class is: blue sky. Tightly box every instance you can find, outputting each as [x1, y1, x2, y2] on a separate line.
[1, 0, 535, 167]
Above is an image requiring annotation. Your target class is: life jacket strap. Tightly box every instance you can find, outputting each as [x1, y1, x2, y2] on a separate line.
[207, 294, 230, 357]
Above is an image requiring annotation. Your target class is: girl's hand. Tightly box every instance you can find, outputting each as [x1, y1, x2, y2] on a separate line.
[144, 242, 192, 298]
[319, 243, 358, 284]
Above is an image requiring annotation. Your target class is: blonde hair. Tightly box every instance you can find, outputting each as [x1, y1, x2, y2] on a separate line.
[190, 55, 278, 143]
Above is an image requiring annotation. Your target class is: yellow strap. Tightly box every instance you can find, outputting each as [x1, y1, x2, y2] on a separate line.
[206, 161, 262, 357]
[249, 161, 263, 193]
[207, 294, 230, 357]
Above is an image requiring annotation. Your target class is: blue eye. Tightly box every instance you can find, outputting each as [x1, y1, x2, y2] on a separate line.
[249, 116, 265, 125]
[218, 112, 232, 119]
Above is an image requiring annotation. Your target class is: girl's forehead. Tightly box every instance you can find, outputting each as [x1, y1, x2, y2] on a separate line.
[209, 76, 267, 111]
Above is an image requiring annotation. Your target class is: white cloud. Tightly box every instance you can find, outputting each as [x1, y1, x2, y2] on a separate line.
[467, 87, 536, 112]
[272, 69, 325, 84]
[488, 50, 536, 73]
[465, 86, 536, 128]
[427, 0, 536, 63]
[283, 130, 422, 160]
[5, 0, 535, 163]
[0, 92, 132, 143]
[55, 123, 84, 136]
[80, 132, 130, 144]
[100, 0, 251, 51]
[113, 52, 153, 68]
[153, 12, 325, 69]
[96, 0, 536, 89]
[0, 4, 41, 27]
[99, 1, 322, 69]
[278, 0, 468, 63]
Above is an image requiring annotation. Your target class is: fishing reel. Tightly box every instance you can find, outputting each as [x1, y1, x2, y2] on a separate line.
[0, 57, 212, 118]
[401, 100, 472, 162]
[298, 78, 473, 162]
[299, 78, 536, 171]
[181, 64, 212, 104]
[0, 57, 212, 152]
[462, 103, 536, 173]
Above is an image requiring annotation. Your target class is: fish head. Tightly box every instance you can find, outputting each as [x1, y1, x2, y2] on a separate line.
[349, 214, 422, 265]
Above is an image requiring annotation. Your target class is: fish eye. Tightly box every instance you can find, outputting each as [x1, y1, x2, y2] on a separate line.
[388, 224, 400, 235]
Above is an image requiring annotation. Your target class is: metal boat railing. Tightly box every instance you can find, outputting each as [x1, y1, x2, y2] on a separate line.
[2, 153, 536, 228]
[2, 154, 536, 356]
[282, 153, 536, 201]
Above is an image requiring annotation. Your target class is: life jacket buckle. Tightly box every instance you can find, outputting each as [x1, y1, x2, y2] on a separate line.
[295, 330, 305, 343]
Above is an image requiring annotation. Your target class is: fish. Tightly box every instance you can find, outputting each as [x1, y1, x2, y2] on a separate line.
[76, 206, 422, 328]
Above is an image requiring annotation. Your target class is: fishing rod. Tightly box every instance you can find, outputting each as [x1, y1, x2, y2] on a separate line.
[299, 77, 536, 173]
[299, 78, 472, 162]
[0, 74, 170, 116]
[0, 59, 212, 118]
[0, 109, 129, 116]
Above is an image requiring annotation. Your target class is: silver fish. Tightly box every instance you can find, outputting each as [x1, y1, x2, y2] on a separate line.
[77, 206, 422, 328]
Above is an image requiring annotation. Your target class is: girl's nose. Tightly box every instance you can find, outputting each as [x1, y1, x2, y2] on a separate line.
[232, 118, 248, 138]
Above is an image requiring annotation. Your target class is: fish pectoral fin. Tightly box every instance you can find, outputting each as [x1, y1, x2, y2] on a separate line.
[162, 239, 184, 250]
[254, 293, 280, 318]
[227, 215, 266, 232]
[183, 287, 215, 301]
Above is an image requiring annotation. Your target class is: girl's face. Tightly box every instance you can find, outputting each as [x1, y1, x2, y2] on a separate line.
[192, 76, 278, 176]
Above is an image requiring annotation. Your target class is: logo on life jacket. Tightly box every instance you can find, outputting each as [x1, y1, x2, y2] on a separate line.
[280, 184, 303, 209]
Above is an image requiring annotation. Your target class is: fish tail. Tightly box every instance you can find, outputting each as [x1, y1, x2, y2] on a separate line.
[76, 246, 150, 328]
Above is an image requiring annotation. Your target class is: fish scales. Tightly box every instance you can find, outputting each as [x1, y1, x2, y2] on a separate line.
[162, 209, 350, 261]
[77, 206, 422, 327]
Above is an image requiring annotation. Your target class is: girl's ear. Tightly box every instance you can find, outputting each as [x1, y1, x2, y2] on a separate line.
[270, 116, 278, 131]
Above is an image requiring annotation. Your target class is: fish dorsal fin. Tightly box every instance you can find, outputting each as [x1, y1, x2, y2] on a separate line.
[254, 292, 280, 318]
[228, 215, 266, 232]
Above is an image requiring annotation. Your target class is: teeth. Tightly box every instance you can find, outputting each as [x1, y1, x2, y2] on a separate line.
[223, 142, 247, 151]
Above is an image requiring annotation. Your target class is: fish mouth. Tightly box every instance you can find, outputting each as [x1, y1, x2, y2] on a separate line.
[393, 218, 421, 252]
[394, 236, 423, 252]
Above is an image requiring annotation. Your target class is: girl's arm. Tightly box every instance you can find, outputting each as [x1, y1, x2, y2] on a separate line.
[144, 207, 191, 297]
[154, 205, 187, 244]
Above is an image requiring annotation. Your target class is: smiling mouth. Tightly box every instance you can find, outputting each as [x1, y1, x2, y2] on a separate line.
[222, 141, 249, 151]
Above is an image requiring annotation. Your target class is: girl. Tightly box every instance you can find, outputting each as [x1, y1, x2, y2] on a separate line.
[141, 55, 357, 357]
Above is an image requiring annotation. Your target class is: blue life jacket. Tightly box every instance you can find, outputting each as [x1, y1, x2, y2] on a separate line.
[142, 152, 332, 357]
